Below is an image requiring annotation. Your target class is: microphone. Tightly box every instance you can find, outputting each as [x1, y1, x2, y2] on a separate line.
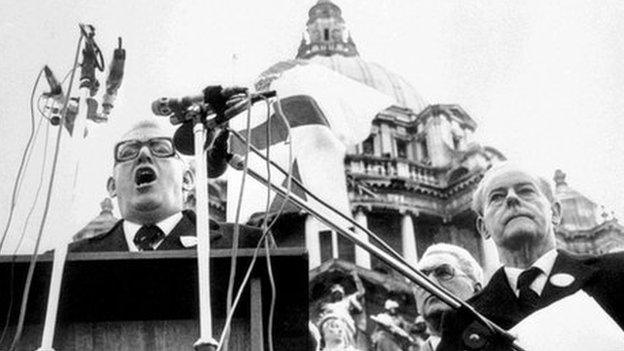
[152, 94, 205, 118]
[43, 65, 63, 97]
[152, 87, 275, 125]
[174, 126, 232, 178]
[158, 86, 276, 178]
[101, 37, 126, 116]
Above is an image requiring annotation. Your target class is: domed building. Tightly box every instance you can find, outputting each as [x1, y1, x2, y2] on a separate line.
[255, 0, 504, 280]
[250, 1, 507, 344]
[553, 170, 624, 254]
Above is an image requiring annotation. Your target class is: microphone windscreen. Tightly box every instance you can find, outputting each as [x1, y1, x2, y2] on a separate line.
[206, 129, 230, 178]
[173, 123, 195, 155]
[152, 97, 172, 116]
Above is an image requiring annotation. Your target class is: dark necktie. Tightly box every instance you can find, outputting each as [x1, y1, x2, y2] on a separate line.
[133, 225, 164, 251]
[517, 267, 542, 307]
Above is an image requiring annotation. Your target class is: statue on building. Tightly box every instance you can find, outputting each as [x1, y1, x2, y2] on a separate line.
[315, 271, 366, 350]
[316, 313, 359, 351]
[371, 299, 417, 351]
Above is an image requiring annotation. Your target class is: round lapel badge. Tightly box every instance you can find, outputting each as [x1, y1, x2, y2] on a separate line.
[549, 273, 575, 288]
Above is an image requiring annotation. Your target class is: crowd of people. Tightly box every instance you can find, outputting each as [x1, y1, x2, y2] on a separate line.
[67, 120, 624, 350]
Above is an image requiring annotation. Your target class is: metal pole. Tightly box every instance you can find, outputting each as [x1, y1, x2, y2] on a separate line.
[193, 119, 218, 351]
[240, 166, 523, 350]
[37, 27, 93, 351]
[243, 167, 461, 308]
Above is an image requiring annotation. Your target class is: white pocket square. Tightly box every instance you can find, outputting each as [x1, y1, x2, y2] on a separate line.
[179, 236, 198, 248]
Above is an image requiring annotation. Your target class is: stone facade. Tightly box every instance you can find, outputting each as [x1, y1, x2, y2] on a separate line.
[554, 170, 624, 254]
[256, 0, 505, 278]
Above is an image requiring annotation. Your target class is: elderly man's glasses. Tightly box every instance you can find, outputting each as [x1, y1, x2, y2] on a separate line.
[420, 263, 467, 282]
[114, 137, 176, 163]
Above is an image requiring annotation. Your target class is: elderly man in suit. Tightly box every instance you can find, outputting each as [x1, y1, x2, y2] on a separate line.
[415, 243, 483, 351]
[437, 162, 624, 350]
[70, 120, 261, 252]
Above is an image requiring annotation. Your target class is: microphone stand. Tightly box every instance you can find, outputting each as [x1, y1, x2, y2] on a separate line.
[37, 24, 99, 351]
[173, 104, 218, 351]
[186, 103, 218, 351]
[227, 130, 526, 351]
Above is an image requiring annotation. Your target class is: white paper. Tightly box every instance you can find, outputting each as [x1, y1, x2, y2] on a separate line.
[510, 290, 624, 350]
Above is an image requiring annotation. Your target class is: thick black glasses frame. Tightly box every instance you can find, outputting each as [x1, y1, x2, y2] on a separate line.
[114, 137, 176, 163]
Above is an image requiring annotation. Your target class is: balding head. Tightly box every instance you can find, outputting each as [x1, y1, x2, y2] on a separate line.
[107, 120, 194, 224]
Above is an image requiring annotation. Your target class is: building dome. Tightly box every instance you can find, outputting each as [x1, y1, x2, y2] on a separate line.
[554, 169, 600, 231]
[256, 56, 428, 114]
[255, 0, 427, 114]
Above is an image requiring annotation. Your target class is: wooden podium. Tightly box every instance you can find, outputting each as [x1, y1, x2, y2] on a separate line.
[0, 248, 308, 351]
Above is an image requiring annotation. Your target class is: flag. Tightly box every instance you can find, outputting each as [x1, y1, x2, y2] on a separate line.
[226, 63, 393, 228]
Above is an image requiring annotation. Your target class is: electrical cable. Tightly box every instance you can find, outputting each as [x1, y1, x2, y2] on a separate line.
[257, 94, 298, 351]
[13, 114, 46, 221]
[0, 68, 44, 252]
[223, 92, 253, 350]
[217, 96, 294, 351]
[264, 235, 276, 351]
[261, 98, 276, 351]
[259, 94, 293, 234]
[8, 32, 84, 351]
[0, 113, 51, 347]
[225, 98, 524, 351]
[37, 95, 51, 120]
[0, 79, 49, 347]
[215, 216, 280, 351]
[229, 127, 524, 351]
[16, 120, 51, 253]
[229, 128, 408, 266]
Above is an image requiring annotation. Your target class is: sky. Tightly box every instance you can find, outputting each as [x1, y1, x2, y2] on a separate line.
[1, 0, 623, 254]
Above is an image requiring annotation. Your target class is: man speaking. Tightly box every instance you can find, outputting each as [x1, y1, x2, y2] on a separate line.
[70, 120, 259, 252]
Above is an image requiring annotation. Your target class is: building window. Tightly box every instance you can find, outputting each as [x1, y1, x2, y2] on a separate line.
[319, 230, 355, 263]
[396, 139, 408, 159]
[319, 230, 332, 262]
[420, 140, 429, 159]
[324, 29, 330, 41]
[338, 235, 355, 263]
[362, 136, 374, 155]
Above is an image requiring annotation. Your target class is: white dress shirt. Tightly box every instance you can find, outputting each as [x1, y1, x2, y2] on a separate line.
[123, 212, 183, 251]
[504, 249, 558, 297]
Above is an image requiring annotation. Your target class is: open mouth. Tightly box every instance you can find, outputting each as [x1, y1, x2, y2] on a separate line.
[135, 167, 157, 186]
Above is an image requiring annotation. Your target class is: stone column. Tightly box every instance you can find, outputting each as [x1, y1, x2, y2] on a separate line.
[305, 215, 321, 270]
[480, 237, 501, 283]
[401, 212, 418, 267]
[380, 124, 393, 156]
[354, 209, 371, 269]
[331, 231, 339, 259]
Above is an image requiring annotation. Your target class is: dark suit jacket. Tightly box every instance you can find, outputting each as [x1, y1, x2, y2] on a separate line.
[437, 250, 624, 350]
[69, 210, 265, 252]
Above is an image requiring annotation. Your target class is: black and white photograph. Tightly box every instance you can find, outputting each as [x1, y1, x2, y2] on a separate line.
[1, 1, 624, 350]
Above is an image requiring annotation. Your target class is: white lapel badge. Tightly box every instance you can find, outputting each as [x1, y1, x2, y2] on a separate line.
[179, 236, 198, 248]
[549, 273, 575, 288]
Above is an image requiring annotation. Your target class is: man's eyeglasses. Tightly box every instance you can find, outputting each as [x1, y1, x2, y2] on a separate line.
[114, 137, 176, 163]
[419, 263, 468, 282]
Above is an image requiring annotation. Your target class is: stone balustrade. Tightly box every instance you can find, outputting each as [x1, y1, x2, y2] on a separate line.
[345, 154, 439, 186]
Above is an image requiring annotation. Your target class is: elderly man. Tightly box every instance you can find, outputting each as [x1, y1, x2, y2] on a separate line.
[70, 120, 261, 252]
[438, 162, 624, 350]
[415, 243, 483, 351]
